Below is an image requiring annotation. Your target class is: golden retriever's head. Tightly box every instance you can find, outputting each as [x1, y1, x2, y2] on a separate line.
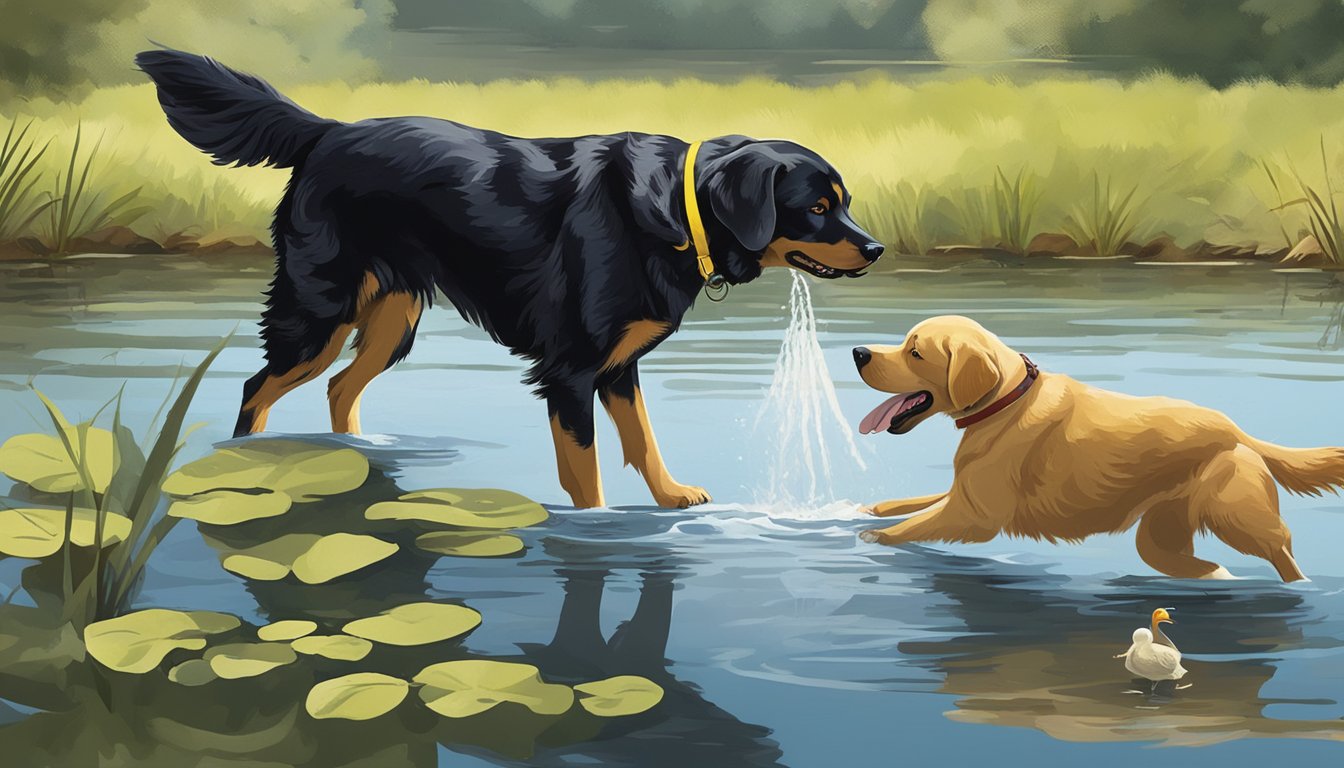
[852, 315, 1011, 435]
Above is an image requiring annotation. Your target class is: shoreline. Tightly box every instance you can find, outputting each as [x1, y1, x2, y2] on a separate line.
[1, 226, 1341, 271]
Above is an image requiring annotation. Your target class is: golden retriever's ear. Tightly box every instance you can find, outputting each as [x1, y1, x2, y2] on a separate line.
[947, 339, 1001, 412]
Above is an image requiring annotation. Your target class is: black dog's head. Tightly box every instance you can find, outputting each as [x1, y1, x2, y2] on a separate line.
[700, 138, 884, 284]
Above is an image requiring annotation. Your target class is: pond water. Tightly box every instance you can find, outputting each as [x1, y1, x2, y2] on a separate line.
[1, 253, 1343, 766]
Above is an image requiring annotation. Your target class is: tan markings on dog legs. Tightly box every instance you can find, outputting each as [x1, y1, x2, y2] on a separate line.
[867, 492, 948, 518]
[241, 323, 355, 433]
[328, 292, 422, 435]
[600, 320, 671, 375]
[550, 415, 605, 508]
[1194, 445, 1306, 582]
[859, 496, 997, 545]
[602, 385, 709, 508]
[1134, 500, 1224, 579]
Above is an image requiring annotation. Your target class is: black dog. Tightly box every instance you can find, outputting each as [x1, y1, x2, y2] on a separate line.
[136, 49, 883, 509]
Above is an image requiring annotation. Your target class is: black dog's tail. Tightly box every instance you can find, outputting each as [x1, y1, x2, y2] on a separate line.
[135, 49, 338, 168]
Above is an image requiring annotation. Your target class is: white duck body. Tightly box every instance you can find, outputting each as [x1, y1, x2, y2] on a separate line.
[1122, 628, 1187, 681]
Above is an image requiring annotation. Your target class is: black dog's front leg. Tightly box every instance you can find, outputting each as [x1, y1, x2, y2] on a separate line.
[544, 377, 605, 509]
[598, 364, 709, 508]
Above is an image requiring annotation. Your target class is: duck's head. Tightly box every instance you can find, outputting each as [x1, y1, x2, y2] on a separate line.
[1152, 607, 1174, 626]
[1132, 627, 1153, 644]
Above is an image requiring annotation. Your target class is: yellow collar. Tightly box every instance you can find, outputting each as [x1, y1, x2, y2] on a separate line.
[676, 140, 722, 288]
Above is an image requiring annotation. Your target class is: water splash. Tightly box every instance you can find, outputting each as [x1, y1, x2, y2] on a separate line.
[751, 272, 867, 513]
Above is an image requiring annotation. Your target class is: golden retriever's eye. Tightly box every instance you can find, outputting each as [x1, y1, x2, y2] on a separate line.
[910, 349, 923, 360]
[808, 203, 826, 216]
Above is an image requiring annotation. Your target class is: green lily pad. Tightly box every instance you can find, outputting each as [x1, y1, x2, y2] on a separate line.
[414, 660, 573, 717]
[342, 602, 481, 647]
[306, 672, 408, 721]
[0, 506, 133, 558]
[163, 442, 369, 501]
[257, 620, 318, 642]
[167, 658, 218, 687]
[84, 609, 241, 674]
[205, 532, 321, 581]
[290, 533, 398, 585]
[167, 489, 292, 526]
[205, 642, 298, 679]
[206, 532, 396, 584]
[291, 635, 373, 661]
[365, 488, 547, 530]
[0, 426, 118, 494]
[221, 555, 291, 581]
[415, 531, 525, 558]
[574, 675, 664, 717]
[263, 448, 369, 501]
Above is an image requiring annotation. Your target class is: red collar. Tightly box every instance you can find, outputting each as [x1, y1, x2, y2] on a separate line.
[954, 354, 1039, 429]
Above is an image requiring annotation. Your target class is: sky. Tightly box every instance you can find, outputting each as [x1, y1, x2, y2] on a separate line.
[4, 0, 1344, 96]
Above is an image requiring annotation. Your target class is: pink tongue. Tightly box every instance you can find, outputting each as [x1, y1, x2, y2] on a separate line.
[860, 393, 915, 435]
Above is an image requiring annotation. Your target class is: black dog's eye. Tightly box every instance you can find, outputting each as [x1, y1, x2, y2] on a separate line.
[910, 349, 923, 360]
[808, 203, 826, 216]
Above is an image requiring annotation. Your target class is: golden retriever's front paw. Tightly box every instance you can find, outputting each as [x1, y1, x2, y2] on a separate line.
[653, 482, 711, 509]
[860, 504, 880, 516]
[858, 528, 887, 544]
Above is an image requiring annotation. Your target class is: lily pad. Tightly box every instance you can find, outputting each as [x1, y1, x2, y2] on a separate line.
[415, 531, 525, 558]
[221, 555, 291, 581]
[290, 533, 398, 585]
[291, 635, 373, 661]
[206, 532, 321, 581]
[205, 642, 298, 679]
[84, 609, 241, 674]
[0, 506, 133, 558]
[305, 672, 408, 721]
[365, 488, 547, 530]
[167, 658, 218, 687]
[342, 602, 481, 647]
[0, 426, 117, 494]
[574, 675, 664, 717]
[257, 620, 318, 642]
[167, 489, 292, 526]
[207, 532, 396, 584]
[414, 660, 573, 718]
[163, 442, 368, 501]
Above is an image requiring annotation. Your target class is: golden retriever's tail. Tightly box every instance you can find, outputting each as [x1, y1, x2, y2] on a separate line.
[1246, 438, 1344, 497]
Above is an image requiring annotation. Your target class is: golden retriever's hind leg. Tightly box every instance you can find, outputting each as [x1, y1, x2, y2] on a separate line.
[866, 492, 948, 518]
[328, 292, 422, 435]
[1135, 500, 1225, 579]
[1196, 446, 1306, 582]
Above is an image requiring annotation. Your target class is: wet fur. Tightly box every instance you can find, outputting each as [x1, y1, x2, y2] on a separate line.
[856, 315, 1344, 582]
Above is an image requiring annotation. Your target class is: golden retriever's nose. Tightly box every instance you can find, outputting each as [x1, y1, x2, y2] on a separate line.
[853, 346, 871, 370]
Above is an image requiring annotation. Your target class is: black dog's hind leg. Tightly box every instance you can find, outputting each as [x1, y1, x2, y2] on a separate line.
[598, 363, 709, 509]
[546, 377, 605, 509]
[328, 290, 423, 434]
[235, 320, 354, 437]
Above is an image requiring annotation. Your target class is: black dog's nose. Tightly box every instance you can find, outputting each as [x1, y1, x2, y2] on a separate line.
[861, 242, 884, 262]
[853, 346, 871, 370]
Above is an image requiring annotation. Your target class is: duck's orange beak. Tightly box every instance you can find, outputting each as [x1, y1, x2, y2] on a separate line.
[1152, 608, 1173, 625]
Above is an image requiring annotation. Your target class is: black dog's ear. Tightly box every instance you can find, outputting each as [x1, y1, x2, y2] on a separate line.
[705, 144, 785, 252]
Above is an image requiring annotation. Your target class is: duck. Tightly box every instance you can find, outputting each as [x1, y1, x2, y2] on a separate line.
[1115, 607, 1187, 692]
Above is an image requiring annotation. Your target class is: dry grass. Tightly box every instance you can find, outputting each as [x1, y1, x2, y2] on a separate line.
[3, 74, 1344, 254]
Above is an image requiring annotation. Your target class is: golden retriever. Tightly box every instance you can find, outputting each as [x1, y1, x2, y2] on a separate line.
[852, 315, 1344, 582]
